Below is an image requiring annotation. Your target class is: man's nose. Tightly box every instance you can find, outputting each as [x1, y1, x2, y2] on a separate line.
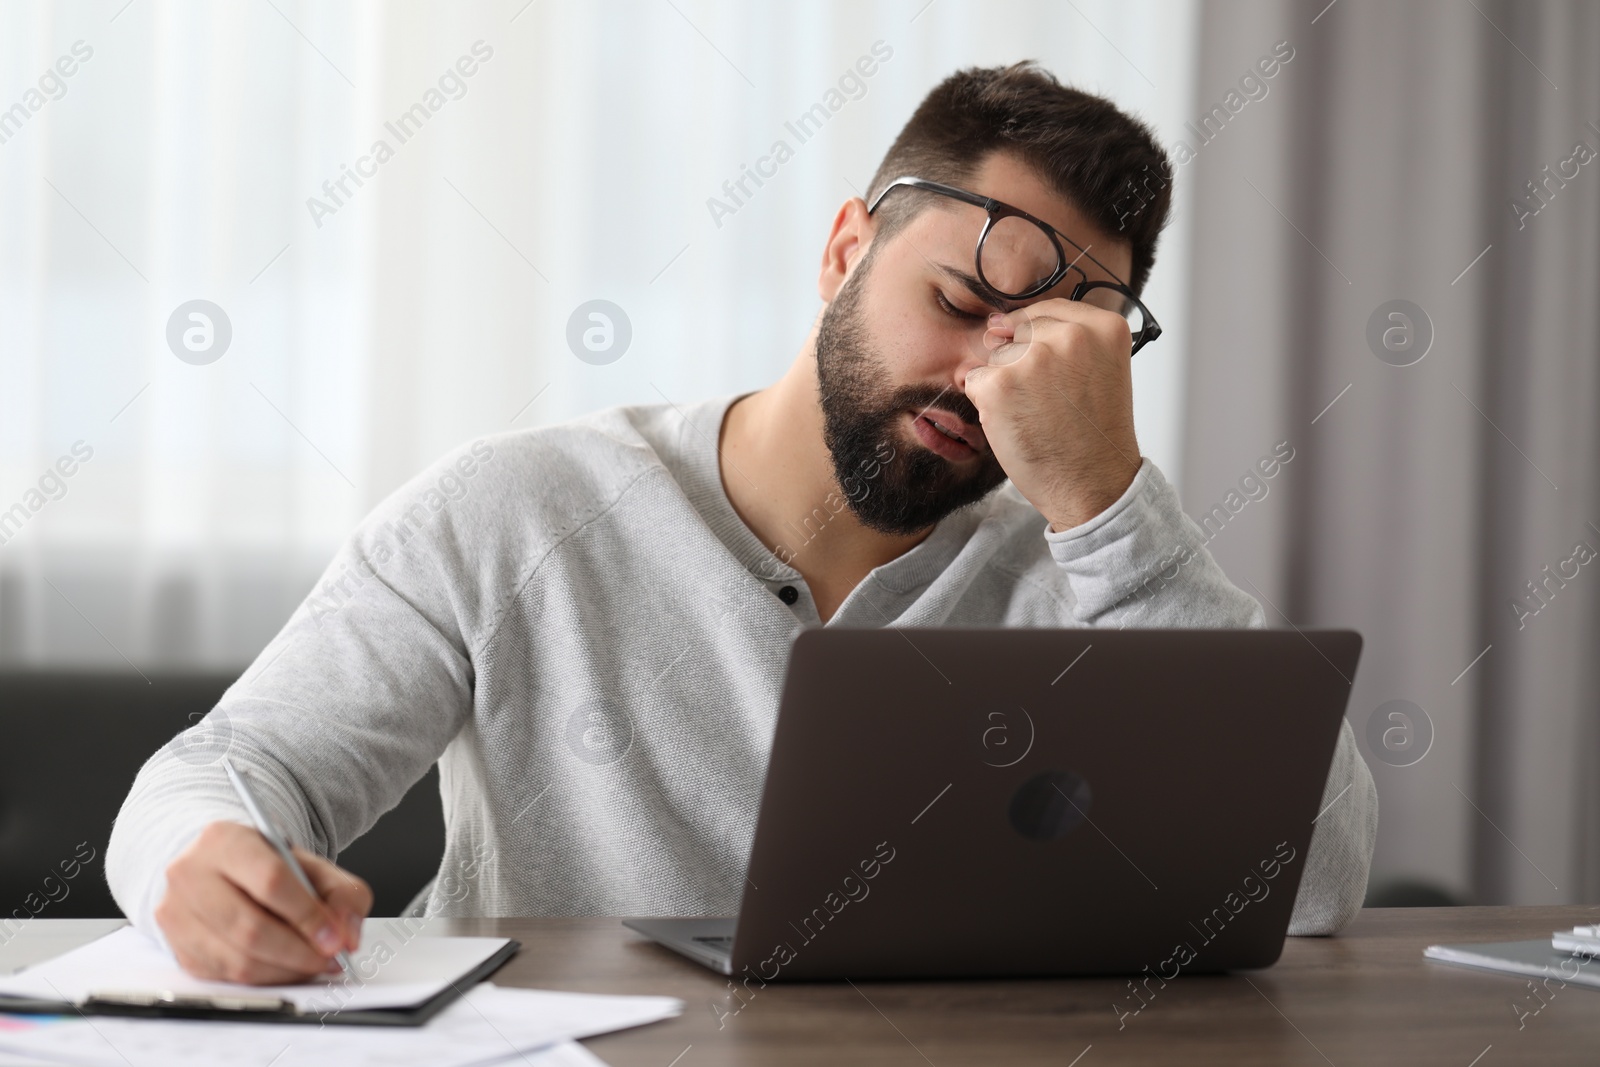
[953, 321, 1006, 390]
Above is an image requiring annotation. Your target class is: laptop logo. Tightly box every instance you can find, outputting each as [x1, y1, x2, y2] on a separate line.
[1008, 771, 1093, 841]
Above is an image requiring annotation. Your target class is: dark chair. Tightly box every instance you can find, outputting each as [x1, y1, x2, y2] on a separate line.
[0, 671, 445, 920]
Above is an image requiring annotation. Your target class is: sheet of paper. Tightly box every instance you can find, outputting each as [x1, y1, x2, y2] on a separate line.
[0, 982, 680, 1067]
[0, 920, 128, 978]
[0, 924, 510, 1014]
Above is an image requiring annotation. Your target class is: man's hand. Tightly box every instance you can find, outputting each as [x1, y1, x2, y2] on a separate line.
[962, 298, 1142, 531]
[155, 820, 372, 985]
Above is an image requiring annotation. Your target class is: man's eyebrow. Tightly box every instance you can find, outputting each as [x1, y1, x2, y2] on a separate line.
[935, 265, 1017, 312]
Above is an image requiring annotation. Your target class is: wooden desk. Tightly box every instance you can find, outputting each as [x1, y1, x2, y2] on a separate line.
[440, 906, 1600, 1066]
[5, 909, 1597, 1064]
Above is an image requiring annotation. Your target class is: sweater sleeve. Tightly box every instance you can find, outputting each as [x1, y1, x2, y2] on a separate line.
[1039, 458, 1378, 935]
[104, 450, 488, 948]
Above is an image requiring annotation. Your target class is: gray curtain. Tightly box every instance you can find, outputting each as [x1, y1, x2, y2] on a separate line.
[1183, 0, 1600, 904]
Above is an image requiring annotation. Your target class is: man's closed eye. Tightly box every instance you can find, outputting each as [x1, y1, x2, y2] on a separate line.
[935, 289, 987, 322]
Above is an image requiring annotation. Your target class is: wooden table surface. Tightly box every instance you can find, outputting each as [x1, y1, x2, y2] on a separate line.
[5, 909, 1596, 1064]
[429, 906, 1600, 1066]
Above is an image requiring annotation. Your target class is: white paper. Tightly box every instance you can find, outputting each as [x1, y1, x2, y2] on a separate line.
[0, 982, 679, 1067]
[0, 924, 509, 1014]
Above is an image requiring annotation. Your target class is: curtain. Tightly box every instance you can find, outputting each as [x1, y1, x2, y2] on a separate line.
[1183, 0, 1600, 904]
[1, 0, 1201, 668]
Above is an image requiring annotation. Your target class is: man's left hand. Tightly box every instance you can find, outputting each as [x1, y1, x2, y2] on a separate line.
[962, 298, 1142, 532]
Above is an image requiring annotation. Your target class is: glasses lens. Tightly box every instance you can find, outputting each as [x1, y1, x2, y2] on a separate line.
[979, 215, 1060, 297]
[1078, 284, 1147, 341]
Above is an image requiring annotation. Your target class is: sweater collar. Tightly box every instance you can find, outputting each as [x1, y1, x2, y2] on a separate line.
[667, 391, 990, 606]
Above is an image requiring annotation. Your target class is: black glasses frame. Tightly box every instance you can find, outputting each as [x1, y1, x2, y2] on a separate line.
[865, 175, 1163, 355]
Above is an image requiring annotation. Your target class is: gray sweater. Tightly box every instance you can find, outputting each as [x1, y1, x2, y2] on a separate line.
[107, 394, 1377, 940]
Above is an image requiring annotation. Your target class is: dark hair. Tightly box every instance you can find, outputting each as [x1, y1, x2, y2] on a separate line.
[865, 61, 1173, 294]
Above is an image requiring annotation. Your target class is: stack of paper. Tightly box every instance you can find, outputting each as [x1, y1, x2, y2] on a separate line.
[1423, 925, 1600, 989]
[0, 925, 681, 1067]
[0, 982, 681, 1066]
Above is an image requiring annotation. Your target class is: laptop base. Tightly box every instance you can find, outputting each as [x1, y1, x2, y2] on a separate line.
[623, 917, 735, 975]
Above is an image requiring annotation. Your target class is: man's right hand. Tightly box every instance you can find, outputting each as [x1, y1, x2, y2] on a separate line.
[155, 820, 373, 985]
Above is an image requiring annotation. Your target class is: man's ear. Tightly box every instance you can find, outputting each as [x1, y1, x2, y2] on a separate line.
[818, 198, 875, 303]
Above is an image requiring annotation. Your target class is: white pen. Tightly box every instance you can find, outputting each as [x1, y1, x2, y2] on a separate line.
[222, 757, 356, 979]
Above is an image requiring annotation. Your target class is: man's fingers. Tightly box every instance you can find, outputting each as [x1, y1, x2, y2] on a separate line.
[981, 324, 1027, 367]
[995, 296, 1103, 328]
[992, 299, 1127, 355]
[297, 848, 373, 951]
[218, 829, 345, 957]
[156, 820, 366, 985]
[155, 889, 237, 980]
[175, 880, 333, 983]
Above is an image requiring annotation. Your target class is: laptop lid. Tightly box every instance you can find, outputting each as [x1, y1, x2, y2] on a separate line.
[729, 628, 1362, 981]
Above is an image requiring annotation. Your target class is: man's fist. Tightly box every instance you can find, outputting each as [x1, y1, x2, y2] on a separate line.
[962, 297, 1142, 531]
[155, 820, 372, 985]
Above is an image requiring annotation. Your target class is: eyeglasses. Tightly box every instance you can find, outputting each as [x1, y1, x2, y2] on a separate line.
[865, 175, 1162, 355]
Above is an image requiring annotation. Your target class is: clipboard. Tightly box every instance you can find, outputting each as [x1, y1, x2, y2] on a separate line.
[0, 930, 521, 1027]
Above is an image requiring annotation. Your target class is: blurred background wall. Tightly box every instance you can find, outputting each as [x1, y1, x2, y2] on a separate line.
[1, 0, 1595, 907]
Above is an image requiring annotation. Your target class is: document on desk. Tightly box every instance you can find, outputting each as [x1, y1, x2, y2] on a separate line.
[0, 925, 512, 1016]
[0, 982, 682, 1067]
[1423, 940, 1600, 989]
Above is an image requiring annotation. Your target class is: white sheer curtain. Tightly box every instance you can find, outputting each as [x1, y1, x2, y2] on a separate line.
[0, 0, 1199, 668]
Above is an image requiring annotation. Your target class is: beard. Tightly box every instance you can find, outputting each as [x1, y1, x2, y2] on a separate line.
[814, 252, 1009, 536]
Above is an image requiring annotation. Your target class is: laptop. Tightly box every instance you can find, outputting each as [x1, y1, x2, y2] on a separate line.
[624, 627, 1362, 981]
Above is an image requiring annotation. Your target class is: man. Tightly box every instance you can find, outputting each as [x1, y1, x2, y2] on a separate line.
[108, 61, 1377, 984]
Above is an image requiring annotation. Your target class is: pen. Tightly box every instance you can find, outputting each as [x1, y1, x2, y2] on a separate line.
[222, 757, 356, 979]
